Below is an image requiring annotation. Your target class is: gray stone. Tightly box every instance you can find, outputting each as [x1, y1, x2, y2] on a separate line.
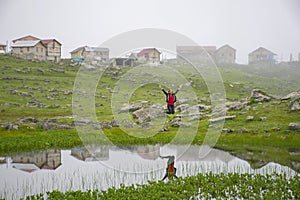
[158, 126, 168, 132]
[246, 116, 254, 121]
[225, 102, 245, 111]
[1, 123, 19, 130]
[170, 118, 191, 127]
[209, 115, 236, 123]
[221, 128, 233, 134]
[250, 89, 272, 103]
[281, 91, 300, 100]
[288, 97, 300, 111]
[119, 104, 143, 114]
[9, 90, 18, 95]
[19, 117, 38, 124]
[260, 116, 267, 121]
[37, 68, 45, 73]
[288, 122, 300, 130]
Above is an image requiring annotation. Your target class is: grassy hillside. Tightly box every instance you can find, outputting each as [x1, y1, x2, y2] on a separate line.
[0, 55, 299, 172]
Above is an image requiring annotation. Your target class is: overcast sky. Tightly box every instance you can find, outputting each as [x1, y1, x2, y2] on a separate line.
[0, 0, 299, 64]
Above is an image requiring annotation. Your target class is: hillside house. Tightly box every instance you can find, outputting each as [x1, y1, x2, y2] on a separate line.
[248, 47, 277, 65]
[70, 46, 85, 61]
[70, 46, 109, 62]
[12, 35, 62, 62]
[0, 43, 6, 54]
[41, 39, 62, 62]
[137, 48, 161, 64]
[11, 40, 47, 61]
[176, 46, 217, 63]
[214, 44, 236, 64]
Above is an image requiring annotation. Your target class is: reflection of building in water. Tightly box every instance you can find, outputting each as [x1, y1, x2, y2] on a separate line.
[171, 145, 235, 163]
[113, 145, 161, 160]
[11, 149, 61, 172]
[136, 145, 160, 160]
[71, 146, 109, 162]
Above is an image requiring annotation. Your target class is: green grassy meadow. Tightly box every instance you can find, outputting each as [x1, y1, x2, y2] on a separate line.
[0, 54, 299, 170]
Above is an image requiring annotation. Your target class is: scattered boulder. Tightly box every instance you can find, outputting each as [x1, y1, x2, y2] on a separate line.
[9, 90, 18, 95]
[170, 117, 191, 128]
[288, 122, 300, 130]
[158, 126, 168, 132]
[1, 123, 19, 130]
[209, 115, 236, 123]
[19, 117, 38, 124]
[260, 116, 267, 121]
[132, 104, 165, 124]
[36, 68, 45, 73]
[119, 104, 143, 114]
[221, 128, 233, 134]
[40, 122, 72, 130]
[281, 91, 300, 100]
[288, 97, 300, 111]
[246, 116, 254, 121]
[250, 89, 272, 103]
[225, 102, 245, 111]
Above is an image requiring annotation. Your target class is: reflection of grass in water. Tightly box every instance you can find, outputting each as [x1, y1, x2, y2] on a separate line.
[12, 163, 299, 198]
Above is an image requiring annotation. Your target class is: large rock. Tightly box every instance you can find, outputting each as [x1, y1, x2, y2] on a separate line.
[209, 115, 236, 123]
[132, 104, 165, 124]
[288, 122, 300, 130]
[41, 122, 72, 130]
[225, 101, 245, 111]
[281, 91, 300, 100]
[19, 117, 38, 124]
[288, 97, 300, 111]
[170, 117, 191, 128]
[250, 89, 272, 103]
[118, 104, 143, 114]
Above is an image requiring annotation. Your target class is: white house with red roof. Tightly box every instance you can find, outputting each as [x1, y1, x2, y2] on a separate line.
[11, 35, 62, 62]
[137, 48, 161, 64]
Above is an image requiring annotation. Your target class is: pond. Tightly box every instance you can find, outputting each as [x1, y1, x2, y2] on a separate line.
[0, 144, 298, 199]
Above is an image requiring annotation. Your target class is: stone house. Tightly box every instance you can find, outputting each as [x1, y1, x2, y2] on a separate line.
[137, 48, 161, 64]
[41, 39, 62, 62]
[70, 46, 109, 62]
[176, 46, 217, 63]
[12, 35, 62, 62]
[11, 40, 47, 61]
[214, 44, 236, 64]
[0, 43, 7, 53]
[70, 46, 85, 60]
[248, 47, 277, 65]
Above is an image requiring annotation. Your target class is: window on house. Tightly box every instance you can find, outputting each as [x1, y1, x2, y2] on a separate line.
[53, 42, 55, 49]
[36, 47, 38, 52]
[20, 48, 23, 53]
[27, 47, 30, 52]
[41, 48, 43, 53]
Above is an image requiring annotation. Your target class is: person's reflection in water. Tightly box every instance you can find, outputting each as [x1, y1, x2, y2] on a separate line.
[160, 155, 178, 181]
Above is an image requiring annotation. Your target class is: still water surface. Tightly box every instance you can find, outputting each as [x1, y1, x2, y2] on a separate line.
[0, 145, 297, 199]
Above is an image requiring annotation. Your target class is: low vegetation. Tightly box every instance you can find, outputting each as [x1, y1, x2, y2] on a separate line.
[26, 173, 300, 199]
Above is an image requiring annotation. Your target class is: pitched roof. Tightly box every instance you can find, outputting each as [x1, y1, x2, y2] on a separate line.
[137, 48, 160, 56]
[12, 35, 40, 43]
[216, 44, 236, 52]
[70, 46, 86, 54]
[11, 40, 45, 48]
[249, 47, 276, 55]
[84, 46, 109, 52]
[41, 39, 62, 45]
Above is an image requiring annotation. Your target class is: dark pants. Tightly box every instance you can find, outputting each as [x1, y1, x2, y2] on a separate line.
[167, 105, 175, 114]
